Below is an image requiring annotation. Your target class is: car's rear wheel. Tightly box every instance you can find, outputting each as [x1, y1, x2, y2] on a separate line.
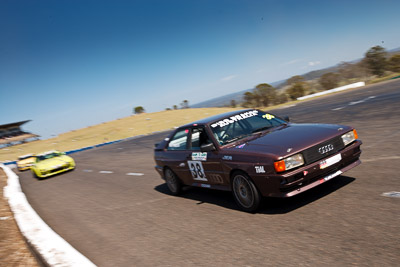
[232, 172, 261, 212]
[164, 168, 182, 195]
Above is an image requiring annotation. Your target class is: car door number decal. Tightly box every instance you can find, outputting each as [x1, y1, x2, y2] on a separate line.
[187, 160, 207, 181]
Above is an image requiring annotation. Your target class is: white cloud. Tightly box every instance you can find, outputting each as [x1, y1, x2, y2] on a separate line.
[220, 75, 236, 82]
[308, 61, 321, 66]
[280, 59, 302, 66]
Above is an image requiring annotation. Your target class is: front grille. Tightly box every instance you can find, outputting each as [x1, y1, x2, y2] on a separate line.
[51, 166, 66, 173]
[302, 136, 344, 164]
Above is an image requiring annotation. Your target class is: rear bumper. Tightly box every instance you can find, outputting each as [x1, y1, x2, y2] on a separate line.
[18, 165, 31, 171]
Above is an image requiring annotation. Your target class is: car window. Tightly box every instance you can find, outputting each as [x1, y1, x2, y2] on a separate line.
[210, 110, 287, 145]
[167, 129, 189, 150]
[190, 127, 211, 150]
[36, 152, 61, 161]
[212, 120, 250, 145]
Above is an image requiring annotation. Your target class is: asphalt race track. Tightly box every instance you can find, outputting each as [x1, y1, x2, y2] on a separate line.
[19, 79, 400, 266]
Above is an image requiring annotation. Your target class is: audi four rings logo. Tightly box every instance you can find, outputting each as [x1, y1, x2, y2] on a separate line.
[318, 144, 334, 154]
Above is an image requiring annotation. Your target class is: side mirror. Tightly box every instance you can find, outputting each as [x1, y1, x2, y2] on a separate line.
[282, 115, 290, 122]
[200, 143, 216, 152]
[154, 143, 159, 148]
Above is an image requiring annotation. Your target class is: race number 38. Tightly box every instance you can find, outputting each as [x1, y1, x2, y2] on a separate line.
[187, 160, 207, 181]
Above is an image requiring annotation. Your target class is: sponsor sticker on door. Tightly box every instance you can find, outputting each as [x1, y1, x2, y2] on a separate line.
[192, 152, 207, 161]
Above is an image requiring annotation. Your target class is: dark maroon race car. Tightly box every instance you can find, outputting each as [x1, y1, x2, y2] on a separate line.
[154, 109, 362, 212]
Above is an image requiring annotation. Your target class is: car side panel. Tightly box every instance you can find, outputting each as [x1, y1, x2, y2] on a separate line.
[188, 150, 225, 185]
[156, 150, 194, 185]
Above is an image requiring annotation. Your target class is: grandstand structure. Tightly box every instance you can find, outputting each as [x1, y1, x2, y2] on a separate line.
[0, 120, 39, 147]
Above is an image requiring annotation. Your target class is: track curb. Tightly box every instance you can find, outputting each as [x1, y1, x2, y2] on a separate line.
[1, 164, 96, 266]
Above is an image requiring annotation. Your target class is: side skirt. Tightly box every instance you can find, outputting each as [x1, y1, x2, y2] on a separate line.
[191, 183, 231, 191]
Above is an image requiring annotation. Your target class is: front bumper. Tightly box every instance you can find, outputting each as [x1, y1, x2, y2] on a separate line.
[35, 165, 75, 178]
[283, 159, 360, 197]
[18, 165, 32, 171]
[255, 140, 362, 197]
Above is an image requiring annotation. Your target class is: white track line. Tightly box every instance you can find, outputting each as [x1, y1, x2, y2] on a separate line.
[126, 172, 144, 176]
[381, 192, 400, 198]
[332, 95, 377, 111]
[99, 171, 113, 174]
[1, 164, 96, 267]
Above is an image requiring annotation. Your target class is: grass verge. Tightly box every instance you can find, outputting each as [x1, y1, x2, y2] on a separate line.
[0, 108, 240, 162]
[0, 169, 39, 266]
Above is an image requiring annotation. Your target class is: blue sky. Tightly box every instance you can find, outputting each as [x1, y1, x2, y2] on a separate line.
[1, 0, 400, 139]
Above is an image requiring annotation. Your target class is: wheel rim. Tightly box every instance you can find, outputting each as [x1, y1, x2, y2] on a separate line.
[233, 175, 254, 208]
[165, 170, 177, 192]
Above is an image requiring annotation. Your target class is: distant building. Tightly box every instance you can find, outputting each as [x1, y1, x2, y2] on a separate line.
[0, 120, 40, 147]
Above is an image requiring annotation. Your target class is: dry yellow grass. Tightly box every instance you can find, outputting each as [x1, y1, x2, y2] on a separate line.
[0, 108, 241, 162]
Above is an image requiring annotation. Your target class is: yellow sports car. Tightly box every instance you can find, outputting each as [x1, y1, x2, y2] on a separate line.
[17, 154, 36, 171]
[31, 150, 75, 178]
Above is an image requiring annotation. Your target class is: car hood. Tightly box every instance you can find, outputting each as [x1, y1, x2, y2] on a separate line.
[35, 155, 73, 169]
[226, 123, 352, 158]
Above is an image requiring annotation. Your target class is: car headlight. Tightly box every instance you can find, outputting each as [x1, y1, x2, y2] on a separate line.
[341, 129, 358, 146]
[274, 153, 305, 172]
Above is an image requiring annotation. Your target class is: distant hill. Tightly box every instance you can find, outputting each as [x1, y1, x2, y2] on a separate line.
[191, 79, 285, 108]
[191, 89, 250, 108]
[190, 65, 348, 108]
[389, 47, 400, 53]
[191, 46, 400, 108]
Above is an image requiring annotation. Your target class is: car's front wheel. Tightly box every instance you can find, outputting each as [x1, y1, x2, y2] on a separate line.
[232, 172, 261, 212]
[164, 168, 182, 195]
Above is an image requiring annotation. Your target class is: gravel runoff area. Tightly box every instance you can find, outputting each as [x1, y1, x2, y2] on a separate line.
[0, 168, 39, 266]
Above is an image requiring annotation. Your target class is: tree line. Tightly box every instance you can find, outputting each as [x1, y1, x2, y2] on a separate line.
[241, 45, 400, 108]
[134, 45, 400, 113]
[133, 100, 189, 114]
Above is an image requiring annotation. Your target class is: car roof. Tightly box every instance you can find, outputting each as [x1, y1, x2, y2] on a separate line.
[181, 109, 254, 127]
[18, 154, 35, 159]
[36, 150, 60, 157]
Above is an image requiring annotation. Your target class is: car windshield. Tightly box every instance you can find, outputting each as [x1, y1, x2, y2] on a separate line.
[210, 110, 287, 146]
[37, 152, 61, 162]
[18, 155, 33, 160]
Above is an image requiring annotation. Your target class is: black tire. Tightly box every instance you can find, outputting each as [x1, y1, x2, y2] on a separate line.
[164, 168, 182, 195]
[231, 172, 261, 212]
